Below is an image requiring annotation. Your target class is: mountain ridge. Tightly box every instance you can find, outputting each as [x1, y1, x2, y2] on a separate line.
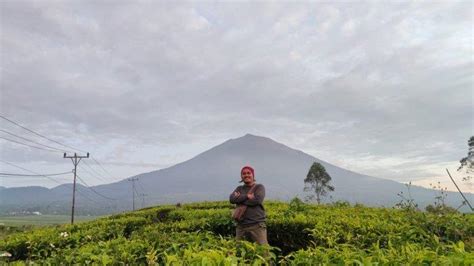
[1, 134, 472, 214]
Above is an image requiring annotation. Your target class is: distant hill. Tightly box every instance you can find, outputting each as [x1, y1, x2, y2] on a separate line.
[1, 134, 472, 214]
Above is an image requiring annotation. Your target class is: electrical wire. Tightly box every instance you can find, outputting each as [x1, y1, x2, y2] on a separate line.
[75, 186, 104, 204]
[91, 156, 115, 178]
[0, 129, 69, 152]
[0, 116, 127, 184]
[0, 116, 128, 202]
[0, 136, 62, 153]
[0, 159, 66, 185]
[136, 180, 146, 193]
[0, 115, 87, 153]
[80, 162, 108, 183]
[0, 160, 115, 207]
[0, 171, 72, 177]
[81, 160, 109, 182]
[133, 185, 140, 197]
[76, 174, 117, 201]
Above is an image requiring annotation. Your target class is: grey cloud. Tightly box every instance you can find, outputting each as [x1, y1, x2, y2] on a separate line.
[1, 1, 472, 187]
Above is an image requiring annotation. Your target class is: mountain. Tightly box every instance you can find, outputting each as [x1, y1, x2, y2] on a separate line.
[0, 184, 107, 215]
[1, 134, 472, 214]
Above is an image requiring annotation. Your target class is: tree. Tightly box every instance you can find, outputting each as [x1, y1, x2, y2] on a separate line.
[457, 136, 474, 182]
[304, 162, 335, 204]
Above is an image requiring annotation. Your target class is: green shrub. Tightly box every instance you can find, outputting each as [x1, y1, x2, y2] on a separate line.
[1, 201, 472, 264]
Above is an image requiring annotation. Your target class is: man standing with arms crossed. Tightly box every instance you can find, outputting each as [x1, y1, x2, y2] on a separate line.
[229, 166, 267, 244]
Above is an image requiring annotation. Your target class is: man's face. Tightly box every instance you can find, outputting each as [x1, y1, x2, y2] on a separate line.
[241, 169, 254, 184]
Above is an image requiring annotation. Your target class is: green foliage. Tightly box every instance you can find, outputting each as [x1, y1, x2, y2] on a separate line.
[304, 162, 335, 204]
[458, 136, 474, 182]
[284, 197, 308, 216]
[1, 201, 472, 264]
[425, 204, 458, 215]
[280, 242, 474, 265]
[423, 182, 461, 215]
[0, 225, 32, 240]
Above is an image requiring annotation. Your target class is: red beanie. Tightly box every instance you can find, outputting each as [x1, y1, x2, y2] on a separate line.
[241, 166, 255, 177]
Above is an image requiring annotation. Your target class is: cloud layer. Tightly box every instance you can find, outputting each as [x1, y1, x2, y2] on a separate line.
[1, 1, 472, 191]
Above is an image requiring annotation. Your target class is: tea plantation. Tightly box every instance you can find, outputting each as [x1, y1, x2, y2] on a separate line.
[1, 200, 473, 265]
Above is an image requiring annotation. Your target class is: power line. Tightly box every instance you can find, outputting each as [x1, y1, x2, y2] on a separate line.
[75, 186, 103, 204]
[0, 115, 87, 153]
[81, 163, 107, 182]
[0, 159, 66, 185]
[0, 136, 62, 153]
[80, 161, 109, 183]
[136, 179, 146, 193]
[0, 116, 125, 184]
[133, 185, 140, 197]
[91, 156, 116, 178]
[76, 174, 116, 201]
[79, 167, 108, 184]
[0, 171, 71, 177]
[74, 187, 118, 211]
[0, 129, 69, 152]
[90, 156, 126, 182]
[0, 160, 112, 208]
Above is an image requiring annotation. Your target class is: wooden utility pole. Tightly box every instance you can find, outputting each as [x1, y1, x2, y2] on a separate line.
[64, 152, 89, 224]
[128, 177, 139, 211]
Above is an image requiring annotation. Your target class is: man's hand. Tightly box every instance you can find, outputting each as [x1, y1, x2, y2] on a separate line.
[233, 191, 241, 197]
[247, 193, 255, 200]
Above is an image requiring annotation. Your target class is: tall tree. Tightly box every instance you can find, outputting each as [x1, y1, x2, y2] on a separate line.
[304, 162, 335, 204]
[458, 136, 474, 182]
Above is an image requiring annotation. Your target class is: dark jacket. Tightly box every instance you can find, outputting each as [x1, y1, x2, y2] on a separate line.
[229, 184, 266, 225]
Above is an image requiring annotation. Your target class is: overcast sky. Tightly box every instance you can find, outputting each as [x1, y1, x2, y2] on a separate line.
[0, 1, 472, 193]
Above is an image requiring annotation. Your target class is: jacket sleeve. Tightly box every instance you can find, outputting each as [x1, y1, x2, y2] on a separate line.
[243, 184, 265, 206]
[229, 186, 247, 204]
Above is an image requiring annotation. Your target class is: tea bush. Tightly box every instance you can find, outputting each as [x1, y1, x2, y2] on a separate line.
[0, 200, 472, 264]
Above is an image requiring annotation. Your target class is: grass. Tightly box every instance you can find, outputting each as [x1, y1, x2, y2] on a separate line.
[0, 215, 99, 227]
[0, 215, 101, 240]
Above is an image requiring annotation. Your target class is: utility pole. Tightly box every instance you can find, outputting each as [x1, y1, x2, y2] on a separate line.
[140, 193, 147, 208]
[64, 152, 89, 224]
[128, 177, 139, 211]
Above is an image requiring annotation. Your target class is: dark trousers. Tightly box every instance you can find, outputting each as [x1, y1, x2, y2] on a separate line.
[236, 222, 268, 244]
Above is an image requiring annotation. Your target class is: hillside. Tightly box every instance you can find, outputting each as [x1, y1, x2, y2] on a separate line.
[1, 201, 472, 264]
[1, 134, 472, 215]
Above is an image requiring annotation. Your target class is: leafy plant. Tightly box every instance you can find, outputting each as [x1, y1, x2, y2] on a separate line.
[0, 201, 472, 264]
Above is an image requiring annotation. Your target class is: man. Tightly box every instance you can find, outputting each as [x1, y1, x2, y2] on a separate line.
[229, 165, 267, 244]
